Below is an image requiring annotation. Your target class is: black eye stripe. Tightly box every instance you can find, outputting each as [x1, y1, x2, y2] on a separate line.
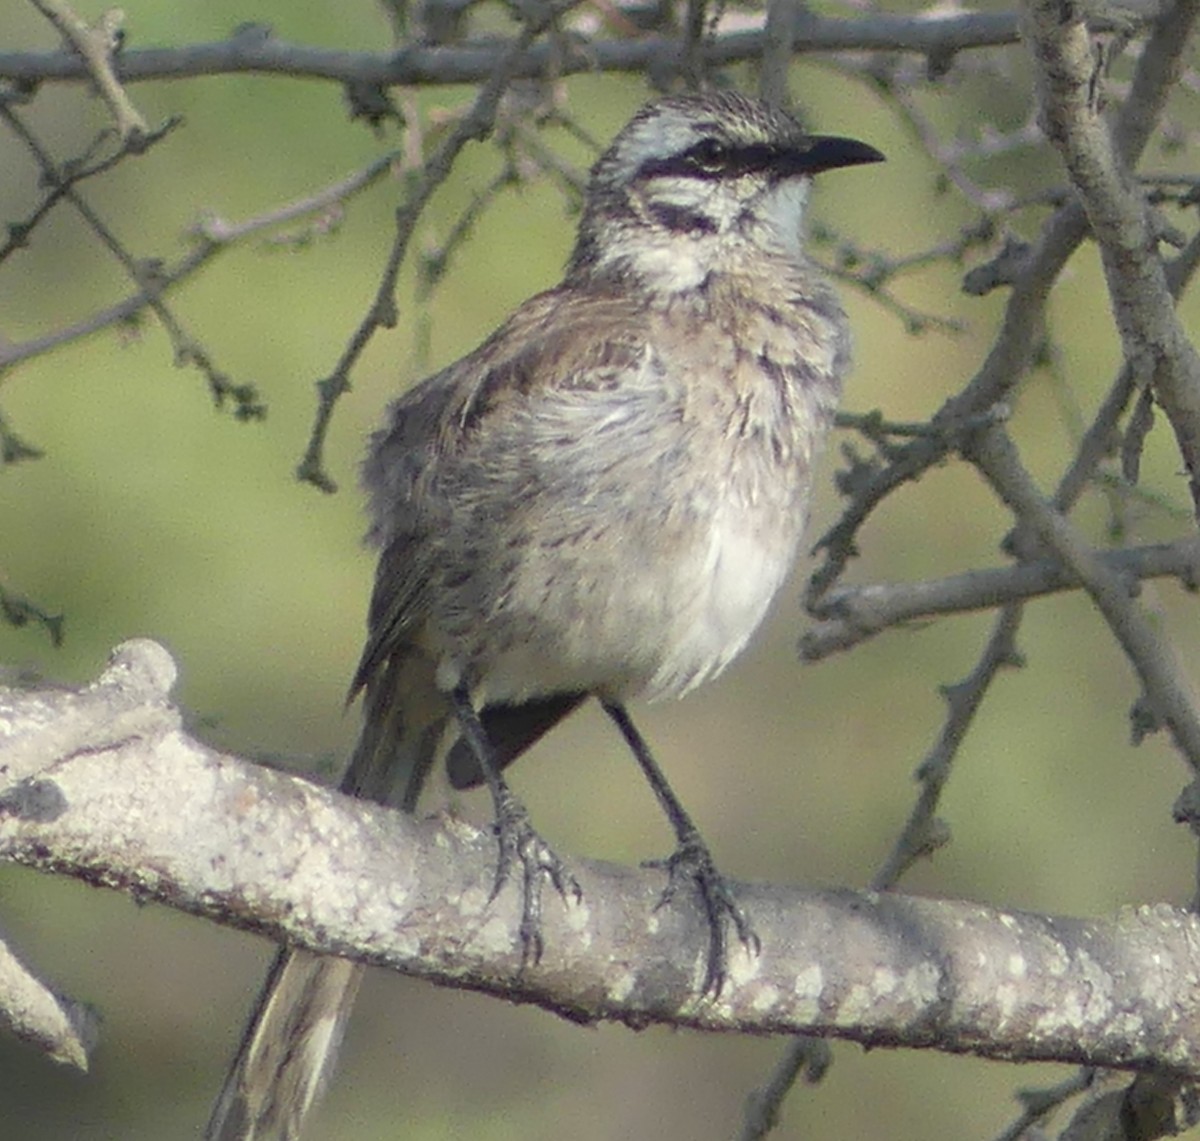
[637, 142, 786, 183]
[632, 135, 883, 185]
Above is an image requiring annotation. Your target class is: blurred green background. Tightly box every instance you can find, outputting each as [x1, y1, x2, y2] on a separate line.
[4, 2, 1200, 1138]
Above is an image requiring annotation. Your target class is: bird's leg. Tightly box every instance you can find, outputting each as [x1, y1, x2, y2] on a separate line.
[450, 684, 581, 967]
[601, 700, 759, 997]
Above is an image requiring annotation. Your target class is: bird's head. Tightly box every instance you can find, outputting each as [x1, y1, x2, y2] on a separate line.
[569, 91, 883, 292]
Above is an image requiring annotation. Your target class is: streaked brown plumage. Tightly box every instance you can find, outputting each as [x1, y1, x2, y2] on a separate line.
[207, 90, 881, 1141]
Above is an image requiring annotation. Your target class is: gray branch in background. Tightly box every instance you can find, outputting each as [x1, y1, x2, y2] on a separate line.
[0, 11, 1029, 91]
[4, 641, 1200, 1077]
[801, 538, 1200, 660]
[1022, 0, 1200, 516]
[965, 423, 1200, 772]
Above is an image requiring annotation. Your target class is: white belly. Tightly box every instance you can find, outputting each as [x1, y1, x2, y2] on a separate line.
[645, 498, 798, 698]
[472, 494, 802, 705]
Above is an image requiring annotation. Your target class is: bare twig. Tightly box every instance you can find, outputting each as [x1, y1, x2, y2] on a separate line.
[0, 585, 63, 647]
[807, 194, 1093, 604]
[0, 99, 251, 413]
[990, 1069, 1097, 1141]
[964, 421, 1200, 772]
[1023, 0, 1200, 516]
[740, 1037, 832, 1141]
[415, 167, 517, 299]
[0, 411, 45, 464]
[0, 926, 97, 1070]
[295, 0, 585, 492]
[193, 149, 401, 245]
[879, 61, 1020, 213]
[0, 116, 181, 267]
[811, 0, 1190, 603]
[801, 538, 1200, 660]
[816, 247, 969, 335]
[879, 606, 1023, 893]
[0, 151, 400, 408]
[27, 0, 146, 138]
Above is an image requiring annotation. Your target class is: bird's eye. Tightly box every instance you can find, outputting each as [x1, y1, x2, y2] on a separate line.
[687, 139, 728, 172]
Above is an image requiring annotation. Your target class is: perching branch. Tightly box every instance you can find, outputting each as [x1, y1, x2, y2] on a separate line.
[4, 640, 1200, 1078]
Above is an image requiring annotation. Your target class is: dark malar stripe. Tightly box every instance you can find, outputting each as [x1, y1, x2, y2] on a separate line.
[646, 202, 717, 235]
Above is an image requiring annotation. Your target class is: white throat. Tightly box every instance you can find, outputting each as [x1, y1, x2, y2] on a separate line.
[597, 173, 814, 295]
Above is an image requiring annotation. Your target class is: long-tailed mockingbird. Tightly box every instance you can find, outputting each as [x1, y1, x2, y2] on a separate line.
[207, 89, 882, 1141]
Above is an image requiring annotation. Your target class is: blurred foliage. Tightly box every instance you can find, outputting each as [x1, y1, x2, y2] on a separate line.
[3, 2, 1200, 1139]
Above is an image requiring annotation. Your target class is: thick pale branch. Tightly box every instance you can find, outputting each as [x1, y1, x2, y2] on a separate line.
[3, 641, 1200, 1075]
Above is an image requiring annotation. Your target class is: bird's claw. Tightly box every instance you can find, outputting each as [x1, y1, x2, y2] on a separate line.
[490, 789, 581, 970]
[645, 831, 759, 997]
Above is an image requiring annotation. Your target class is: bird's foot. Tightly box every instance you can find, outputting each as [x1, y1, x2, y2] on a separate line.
[646, 830, 759, 997]
[490, 788, 582, 969]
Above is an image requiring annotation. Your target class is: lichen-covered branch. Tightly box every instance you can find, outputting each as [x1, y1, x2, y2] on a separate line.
[4, 641, 1200, 1076]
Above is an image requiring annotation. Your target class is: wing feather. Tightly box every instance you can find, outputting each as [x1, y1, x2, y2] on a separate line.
[351, 287, 655, 699]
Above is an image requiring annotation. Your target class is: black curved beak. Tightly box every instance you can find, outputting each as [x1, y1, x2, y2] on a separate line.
[790, 136, 885, 176]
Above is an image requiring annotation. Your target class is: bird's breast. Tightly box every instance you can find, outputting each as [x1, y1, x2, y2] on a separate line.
[436, 277, 847, 705]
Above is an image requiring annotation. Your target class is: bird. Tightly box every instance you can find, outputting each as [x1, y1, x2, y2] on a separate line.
[206, 88, 882, 1141]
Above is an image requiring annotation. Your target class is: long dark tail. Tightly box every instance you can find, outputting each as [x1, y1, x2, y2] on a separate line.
[205, 653, 446, 1141]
